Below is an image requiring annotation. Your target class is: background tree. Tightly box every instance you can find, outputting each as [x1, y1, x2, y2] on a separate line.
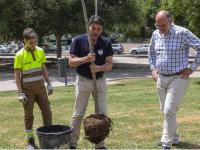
[0, 0, 26, 41]
[161, 0, 200, 37]
[2, 0, 200, 56]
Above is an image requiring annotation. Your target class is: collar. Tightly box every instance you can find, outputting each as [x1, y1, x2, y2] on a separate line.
[24, 47, 36, 52]
[158, 24, 175, 38]
[85, 34, 102, 47]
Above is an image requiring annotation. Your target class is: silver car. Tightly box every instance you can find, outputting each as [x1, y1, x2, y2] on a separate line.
[129, 44, 149, 55]
[112, 43, 124, 54]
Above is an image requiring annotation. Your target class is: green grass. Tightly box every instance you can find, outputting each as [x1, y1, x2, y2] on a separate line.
[0, 78, 200, 149]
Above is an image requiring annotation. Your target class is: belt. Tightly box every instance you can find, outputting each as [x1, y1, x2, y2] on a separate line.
[78, 74, 104, 80]
[159, 72, 182, 76]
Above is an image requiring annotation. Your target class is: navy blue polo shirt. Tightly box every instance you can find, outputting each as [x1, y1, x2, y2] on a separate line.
[70, 34, 113, 79]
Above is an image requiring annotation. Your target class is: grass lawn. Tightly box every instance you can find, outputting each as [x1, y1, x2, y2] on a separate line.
[0, 78, 200, 149]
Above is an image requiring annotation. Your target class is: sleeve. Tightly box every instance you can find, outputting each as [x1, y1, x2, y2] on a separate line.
[106, 40, 114, 57]
[14, 54, 22, 69]
[70, 37, 80, 56]
[41, 49, 46, 64]
[148, 34, 157, 70]
[183, 29, 200, 70]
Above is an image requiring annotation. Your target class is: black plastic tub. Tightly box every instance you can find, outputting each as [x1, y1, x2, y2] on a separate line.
[36, 125, 72, 149]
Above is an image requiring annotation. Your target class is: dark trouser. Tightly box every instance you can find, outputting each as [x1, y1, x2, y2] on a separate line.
[23, 88, 52, 132]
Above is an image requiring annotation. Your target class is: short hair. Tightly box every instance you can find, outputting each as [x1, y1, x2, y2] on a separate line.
[89, 15, 104, 26]
[157, 10, 172, 22]
[23, 28, 38, 40]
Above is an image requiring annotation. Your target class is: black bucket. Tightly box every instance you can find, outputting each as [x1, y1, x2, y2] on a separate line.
[36, 125, 72, 149]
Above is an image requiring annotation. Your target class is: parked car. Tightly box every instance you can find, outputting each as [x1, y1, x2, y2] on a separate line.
[8, 44, 19, 53]
[0, 45, 12, 53]
[129, 44, 149, 55]
[61, 40, 69, 51]
[42, 43, 57, 53]
[112, 43, 124, 54]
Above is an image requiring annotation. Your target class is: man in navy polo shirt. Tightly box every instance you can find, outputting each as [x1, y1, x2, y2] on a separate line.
[68, 15, 113, 149]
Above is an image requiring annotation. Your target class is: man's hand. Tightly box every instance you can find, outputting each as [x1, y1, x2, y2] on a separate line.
[90, 64, 103, 73]
[180, 68, 193, 79]
[18, 92, 28, 104]
[47, 84, 54, 95]
[152, 68, 158, 81]
[85, 53, 95, 63]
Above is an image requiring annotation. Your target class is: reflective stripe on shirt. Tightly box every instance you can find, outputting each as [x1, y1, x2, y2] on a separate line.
[23, 67, 42, 75]
[23, 75, 43, 83]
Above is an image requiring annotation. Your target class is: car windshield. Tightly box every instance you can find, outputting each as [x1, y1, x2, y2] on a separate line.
[112, 44, 120, 47]
[139, 44, 148, 47]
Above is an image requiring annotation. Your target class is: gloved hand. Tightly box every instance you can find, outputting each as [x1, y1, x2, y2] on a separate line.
[18, 92, 28, 104]
[47, 84, 53, 95]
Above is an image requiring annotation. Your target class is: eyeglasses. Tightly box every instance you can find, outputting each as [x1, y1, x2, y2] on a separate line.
[155, 21, 170, 28]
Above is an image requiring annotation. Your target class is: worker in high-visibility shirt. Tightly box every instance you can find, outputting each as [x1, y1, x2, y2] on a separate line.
[14, 28, 53, 149]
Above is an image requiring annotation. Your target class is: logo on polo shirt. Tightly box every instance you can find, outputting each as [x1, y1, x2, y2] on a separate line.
[97, 49, 103, 55]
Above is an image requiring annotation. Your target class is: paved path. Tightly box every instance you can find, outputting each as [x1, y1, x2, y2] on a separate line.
[0, 55, 199, 92]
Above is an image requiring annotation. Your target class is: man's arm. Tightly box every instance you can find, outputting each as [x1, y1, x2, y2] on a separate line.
[14, 69, 22, 92]
[184, 29, 200, 71]
[42, 64, 54, 95]
[15, 69, 28, 103]
[179, 29, 200, 79]
[148, 34, 158, 80]
[148, 34, 157, 70]
[68, 53, 95, 67]
[42, 64, 51, 85]
[91, 56, 113, 73]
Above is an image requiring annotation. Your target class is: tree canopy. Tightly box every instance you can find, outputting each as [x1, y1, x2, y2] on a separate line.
[1, 0, 200, 57]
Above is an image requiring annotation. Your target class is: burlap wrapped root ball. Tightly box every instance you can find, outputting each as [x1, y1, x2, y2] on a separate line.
[84, 114, 112, 144]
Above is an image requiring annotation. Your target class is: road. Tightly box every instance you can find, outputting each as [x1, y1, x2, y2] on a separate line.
[0, 53, 200, 92]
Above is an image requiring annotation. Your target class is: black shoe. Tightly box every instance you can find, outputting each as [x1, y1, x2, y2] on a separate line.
[162, 146, 170, 150]
[158, 141, 179, 147]
[95, 146, 108, 149]
[70, 146, 76, 149]
[158, 142, 162, 146]
[27, 137, 38, 149]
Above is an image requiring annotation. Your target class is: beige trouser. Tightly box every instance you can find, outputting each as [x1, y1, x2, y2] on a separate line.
[70, 75, 107, 148]
[157, 74, 189, 147]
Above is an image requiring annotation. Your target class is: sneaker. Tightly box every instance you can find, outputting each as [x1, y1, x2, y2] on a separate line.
[158, 141, 179, 146]
[27, 137, 37, 149]
[173, 134, 180, 145]
[70, 146, 76, 149]
[95, 146, 108, 149]
[158, 135, 180, 146]
[161, 146, 170, 150]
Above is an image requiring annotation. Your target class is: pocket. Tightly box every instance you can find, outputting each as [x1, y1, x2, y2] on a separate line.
[78, 75, 85, 82]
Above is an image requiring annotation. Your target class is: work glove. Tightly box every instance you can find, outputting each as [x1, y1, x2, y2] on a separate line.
[47, 84, 53, 95]
[18, 92, 28, 104]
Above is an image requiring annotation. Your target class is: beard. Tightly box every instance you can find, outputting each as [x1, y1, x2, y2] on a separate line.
[91, 33, 98, 45]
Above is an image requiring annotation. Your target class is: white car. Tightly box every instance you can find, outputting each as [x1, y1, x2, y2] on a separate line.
[8, 44, 19, 53]
[129, 44, 149, 55]
[0, 45, 11, 53]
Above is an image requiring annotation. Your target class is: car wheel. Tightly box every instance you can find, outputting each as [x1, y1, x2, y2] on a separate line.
[114, 50, 118, 54]
[118, 51, 122, 54]
[131, 50, 137, 55]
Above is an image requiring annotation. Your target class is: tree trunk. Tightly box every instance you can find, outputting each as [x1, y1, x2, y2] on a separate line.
[55, 33, 62, 58]
[38, 35, 43, 47]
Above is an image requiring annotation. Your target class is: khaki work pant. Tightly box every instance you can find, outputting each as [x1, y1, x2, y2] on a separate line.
[70, 75, 107, 148]
[157, 74, 189, 147]
[23, 87, 52, 133]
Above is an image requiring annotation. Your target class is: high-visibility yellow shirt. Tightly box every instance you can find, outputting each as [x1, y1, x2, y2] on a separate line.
[14, 46, 46, 70]
[14, 46, 46, 95]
